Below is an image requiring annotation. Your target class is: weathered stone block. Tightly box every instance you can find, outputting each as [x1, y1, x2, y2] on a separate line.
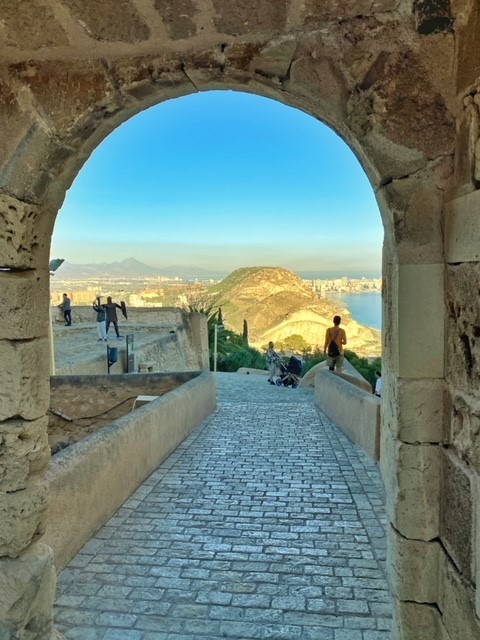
[456, 0, 480, 93]
[0, 121, 73, 203]
[440, 452, 473, 582]
[11, 60, 121, 146]
[110, 57, 193, 106]
[213, 0, 287, 36]
[0, 77, 42, 191]
[304, 0, 398, 23]
[449, 393, 480, 475]
[248, 39, 297, 78]
[0, 543, 56, 638]
[61, 0, 150, 42]
[381, 428, 441, 540]
[354, 128, 427, 187]
[0, 338, 50, 421]
[445, 262, 480, 395]
[445, 190, 480, 263]
[387, 525, 443, 603]
[378, 172, 446, 265]
[286, 55, 349, 128]
[0, 1, 68, 50]
[383, 377, 447, 443]
[440, 560, 480, 640]
[0, 196, 54, 270]
[0, 481, 48, 558]
[390, 263, 445, 379]
[154, 0, 198, 40]
[391, 600, 450, 640]
[0, 417, 50, 493]
[0, 270, 49, 340]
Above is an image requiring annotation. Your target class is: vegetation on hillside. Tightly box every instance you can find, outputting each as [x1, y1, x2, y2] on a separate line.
[206, 313, 381, 385]
[202, 266, 381, 357]
[181, 269, 381, 379]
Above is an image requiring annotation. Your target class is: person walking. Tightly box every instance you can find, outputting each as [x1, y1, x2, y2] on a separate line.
[59, 293, 72, 326]
[374, 371, 382, 397]
[104, 296, 125, 339]
[266, 341, 279, 385]
[93, 298, 107, 341]
[324, 315, 347, 372]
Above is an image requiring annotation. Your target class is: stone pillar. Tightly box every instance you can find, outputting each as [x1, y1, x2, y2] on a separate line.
[0, 195, 58, 637]
[441, 190, 480, 638]
[378, 168, 448, 639]
[189, 312, 210, 370]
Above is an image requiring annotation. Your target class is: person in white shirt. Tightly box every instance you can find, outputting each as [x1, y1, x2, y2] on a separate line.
[374, 371, 382, 397]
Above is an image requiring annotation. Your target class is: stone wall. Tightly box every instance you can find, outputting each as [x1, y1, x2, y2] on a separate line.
[51, 306, 209, 375]
[45, 372, 216, 571]
[314, 369, 381, 461]
[0, 0, 479, 637]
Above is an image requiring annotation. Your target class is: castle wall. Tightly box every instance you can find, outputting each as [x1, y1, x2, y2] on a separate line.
[0, 1, 479, 637]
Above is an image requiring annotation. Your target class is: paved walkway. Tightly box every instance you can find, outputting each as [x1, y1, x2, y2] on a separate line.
[55, 373, 392, 639]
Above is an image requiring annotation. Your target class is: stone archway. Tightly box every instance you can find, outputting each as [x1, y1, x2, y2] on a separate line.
[1, 1, 479, 638]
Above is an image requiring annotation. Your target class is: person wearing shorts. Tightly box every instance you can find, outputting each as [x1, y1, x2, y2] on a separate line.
[324, 315, 347, 372]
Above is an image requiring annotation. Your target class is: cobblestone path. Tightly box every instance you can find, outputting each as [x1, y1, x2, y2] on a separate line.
[55, 373, 392, 639]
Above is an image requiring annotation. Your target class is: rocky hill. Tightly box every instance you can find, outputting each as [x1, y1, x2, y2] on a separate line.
[209, 267, 381, 357]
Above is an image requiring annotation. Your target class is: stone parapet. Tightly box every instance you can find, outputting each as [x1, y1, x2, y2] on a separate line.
[44, 372, 216, 570]
[314, 368, 380, 461]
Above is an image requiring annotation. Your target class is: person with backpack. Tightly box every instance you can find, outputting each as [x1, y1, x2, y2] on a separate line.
[324, 315, 347, 372]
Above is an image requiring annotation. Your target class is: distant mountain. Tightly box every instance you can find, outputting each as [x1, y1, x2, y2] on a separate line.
[55, 258, 227, 280]
[208, 266, 381, 356]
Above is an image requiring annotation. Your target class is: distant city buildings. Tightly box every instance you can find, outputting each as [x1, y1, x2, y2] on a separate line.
[50, 276, 215, 308]
[305, 277, 382, 296]
[50, 273, 381, 309]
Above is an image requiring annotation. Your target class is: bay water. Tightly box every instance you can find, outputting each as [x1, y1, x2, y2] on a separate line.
[322, 291, 382, 331]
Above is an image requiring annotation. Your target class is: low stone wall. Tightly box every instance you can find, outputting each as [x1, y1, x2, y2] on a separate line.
[52, 306, 210, 374]
[44, 371, 216, 571]
[315, 369, 381, 461]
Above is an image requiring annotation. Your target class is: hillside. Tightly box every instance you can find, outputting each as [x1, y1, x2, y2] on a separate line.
[55, 258, 226, 280]
[209, 267, 381, 357]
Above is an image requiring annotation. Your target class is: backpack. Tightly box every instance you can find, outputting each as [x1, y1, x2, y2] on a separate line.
[327, 330, 340, 357]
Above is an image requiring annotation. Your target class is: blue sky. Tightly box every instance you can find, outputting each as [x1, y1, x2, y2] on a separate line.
[52, 90, 383, 276]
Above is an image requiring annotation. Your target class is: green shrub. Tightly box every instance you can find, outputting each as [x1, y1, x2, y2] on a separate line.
[216, 346, 266, 372]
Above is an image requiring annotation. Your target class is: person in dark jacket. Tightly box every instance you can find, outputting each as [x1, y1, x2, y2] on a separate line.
[104, 296, 125, 339]
[59, 293, 72, 326]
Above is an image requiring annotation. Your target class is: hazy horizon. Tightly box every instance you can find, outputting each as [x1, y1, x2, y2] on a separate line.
[53, 256, 381, 280]
[52, 91, 384, 274]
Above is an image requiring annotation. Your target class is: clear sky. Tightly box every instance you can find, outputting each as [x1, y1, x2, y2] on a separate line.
[51, 90, 384, 277]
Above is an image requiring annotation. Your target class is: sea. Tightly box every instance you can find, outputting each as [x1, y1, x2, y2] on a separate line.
[322, 291, 382, 331]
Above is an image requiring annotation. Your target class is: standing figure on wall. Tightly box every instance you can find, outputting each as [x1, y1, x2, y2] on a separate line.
[104, 296, 127, 339]
[59, 293, 72, 326]
[93, 297, 108, 342]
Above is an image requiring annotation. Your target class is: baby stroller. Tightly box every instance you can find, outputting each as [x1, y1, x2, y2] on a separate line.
[275, 355, 303, 388]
